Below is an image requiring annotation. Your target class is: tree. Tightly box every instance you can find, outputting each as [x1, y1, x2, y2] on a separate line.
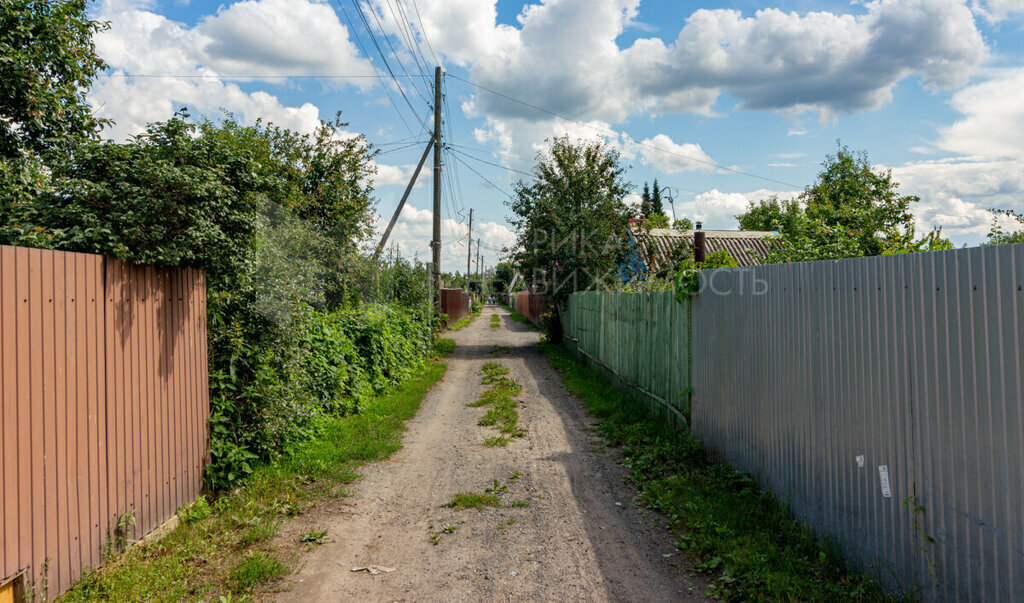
[640, 182, 652, 217]
[673, 217, 694, 231]
[986, 209, 1024, 245]
[644, 212, 670, 229]
[1, 1, 108, 207]
[735, 144, 948, 263]
[651, 178, 664, 216]
[508, 136, 633, 333]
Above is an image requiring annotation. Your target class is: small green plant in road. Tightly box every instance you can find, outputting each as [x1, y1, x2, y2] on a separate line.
[481, 362, 510, 382]
[446, 492, 500, 510]
[470, 366, 525, 445]
[541, 341, 891, 601]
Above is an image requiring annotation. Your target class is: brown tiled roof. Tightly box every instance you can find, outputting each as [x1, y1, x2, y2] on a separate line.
[629, 228, 775, 270]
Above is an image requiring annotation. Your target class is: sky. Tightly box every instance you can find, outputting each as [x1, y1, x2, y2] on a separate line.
[87, 0, 1024, 273]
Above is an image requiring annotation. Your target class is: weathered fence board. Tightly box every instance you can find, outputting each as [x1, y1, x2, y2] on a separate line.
[561, 291, 690, 428]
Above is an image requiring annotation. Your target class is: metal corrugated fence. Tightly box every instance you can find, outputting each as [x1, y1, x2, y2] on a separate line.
[1, 245, 209, 598]
[440, 288, 470, 328]
[514, 291, 547, 325]
[692, 243, 1024, 600]
[562, 291, 690, 429]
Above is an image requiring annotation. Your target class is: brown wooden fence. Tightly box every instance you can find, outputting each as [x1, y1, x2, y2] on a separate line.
[440, 288, 470, 328]
[0, 245, 208, 598]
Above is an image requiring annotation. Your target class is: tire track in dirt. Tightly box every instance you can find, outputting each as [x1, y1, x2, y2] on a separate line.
[273, 305, 708, 601]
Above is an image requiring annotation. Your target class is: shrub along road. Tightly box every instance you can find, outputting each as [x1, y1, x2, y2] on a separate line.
[276, 305, 707, 601]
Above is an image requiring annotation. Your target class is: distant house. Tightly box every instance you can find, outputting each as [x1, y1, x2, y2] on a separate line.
[620, 226, 775, 280]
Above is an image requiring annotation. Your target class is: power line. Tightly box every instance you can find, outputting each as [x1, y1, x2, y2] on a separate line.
[450, 153, 515, 199]
[359, 0, 432, 106]
[342, 0, 429, 132]
[447, 146, 533, 178]
[447, 142, 535, 169]
[374, 140, 429, 155]
[102, 72, 428, 79]
[408, 0, 440, 66]
[334, 0, 421, 137]
[447, 73, 801, 189]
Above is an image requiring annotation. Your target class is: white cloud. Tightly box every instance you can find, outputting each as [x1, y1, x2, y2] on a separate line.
[880, 68, 1024, 244]
[936, 68, 1024, 159]
[675, 188, 800, 229]
[889, 157, 1024, 241]
[418, 0, 985, 127]
[89, 0, 373, 140]
[634, 134, 717, 174]
[370, 206, 514, 272]
[196, 0, 374, 79]
[972, 0, 1024, 22]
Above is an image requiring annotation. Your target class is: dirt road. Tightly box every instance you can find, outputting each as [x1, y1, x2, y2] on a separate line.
[275, 305, 706, 601]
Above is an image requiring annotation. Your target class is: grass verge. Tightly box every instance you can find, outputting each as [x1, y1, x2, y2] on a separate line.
[64, 338, 455, 602]
[540, 341, 892, 601]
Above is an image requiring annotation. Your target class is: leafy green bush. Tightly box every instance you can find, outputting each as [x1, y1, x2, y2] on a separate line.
[0, 111, 440, 491]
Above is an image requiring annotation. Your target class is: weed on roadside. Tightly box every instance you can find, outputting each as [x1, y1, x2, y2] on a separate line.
[63, 339, 455, 601]
[450, 315, 474, 331]
[298, 530, 327, 545]
[230, 552, 288, 593]
[540, 341, 891, 601]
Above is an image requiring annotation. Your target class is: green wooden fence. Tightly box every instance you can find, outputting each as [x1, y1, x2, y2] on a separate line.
[561, 291, 691, 428]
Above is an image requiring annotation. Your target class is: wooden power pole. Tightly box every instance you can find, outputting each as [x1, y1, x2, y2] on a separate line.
[466, 208, 473, 290]
[431, 66, 443, 312]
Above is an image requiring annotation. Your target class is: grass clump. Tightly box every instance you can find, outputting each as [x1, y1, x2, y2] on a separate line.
[450, 315, 474, 331]
[446, 492, 500, 510]
[481, 362, 510, 382]
[63, 339, 454, 601]
[231, 552, 288, 592]
[470, 363, 525, 445]
[540, 341, 890, 602]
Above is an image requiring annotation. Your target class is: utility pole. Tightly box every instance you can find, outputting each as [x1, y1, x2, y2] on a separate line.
[431, 65, 443, 312]
[476, 239, 481, 283]
[466, 208, 473, 291]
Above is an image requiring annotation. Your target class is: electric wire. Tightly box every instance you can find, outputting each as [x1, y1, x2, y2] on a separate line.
[450, 153, 515, 200]
[333, 0, 420, 137]
[447, 73, 801, 189]
[394, 0, 433, 70]
[408, 0, 440, 67]
[102, 73, 428, 79]
[359, 0, 432, 106]
[342, 0, 429, 132]
[447, 146, 534, 178]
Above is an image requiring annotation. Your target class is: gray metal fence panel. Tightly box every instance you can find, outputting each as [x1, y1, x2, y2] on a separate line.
[691, 243, 1024, 600]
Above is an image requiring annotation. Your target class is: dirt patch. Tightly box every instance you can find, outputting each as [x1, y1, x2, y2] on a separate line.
[269, 306, 709, 601]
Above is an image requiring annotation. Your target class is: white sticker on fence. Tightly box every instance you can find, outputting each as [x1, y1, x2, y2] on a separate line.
[856, 455, 865, 469]
[878, 465, 892, 498]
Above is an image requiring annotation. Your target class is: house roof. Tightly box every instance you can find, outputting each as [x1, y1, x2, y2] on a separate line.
[629, 228, 775, 271]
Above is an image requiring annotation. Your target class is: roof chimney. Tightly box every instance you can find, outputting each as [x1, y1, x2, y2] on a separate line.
[694, 227, 706, 264]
